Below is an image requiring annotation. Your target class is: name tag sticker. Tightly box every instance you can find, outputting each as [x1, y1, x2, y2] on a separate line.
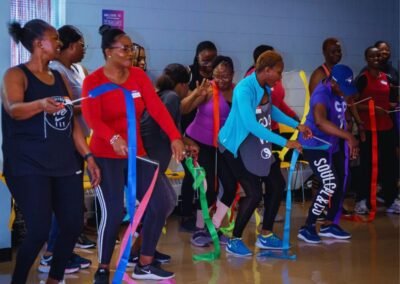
[131, 91, 141, 98]
[380, 80, 388, 85]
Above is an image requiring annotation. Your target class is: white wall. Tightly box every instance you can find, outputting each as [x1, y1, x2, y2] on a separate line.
[65, 0, 399, 81]
[0, 0, 398, 168]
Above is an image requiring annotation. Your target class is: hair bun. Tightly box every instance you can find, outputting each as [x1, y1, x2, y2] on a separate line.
[8, 21, 24, 43]
[98, 24, 112, 36]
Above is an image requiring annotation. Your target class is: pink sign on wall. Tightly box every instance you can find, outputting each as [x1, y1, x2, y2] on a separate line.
[102, 9, 124, 30]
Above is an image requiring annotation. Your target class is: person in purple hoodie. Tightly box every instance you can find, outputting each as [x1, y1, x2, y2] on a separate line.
[297, 64, 359, 244]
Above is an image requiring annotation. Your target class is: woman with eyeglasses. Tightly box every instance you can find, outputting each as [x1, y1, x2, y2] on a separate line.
[183, 56, 237, 247]
[3, 19, 100, 284]
[126, 64, 200, 266]
[81, 25, 185, 282]
[179, 41, 218, 232]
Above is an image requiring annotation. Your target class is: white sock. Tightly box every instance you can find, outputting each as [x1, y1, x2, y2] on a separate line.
[196, 210, 204, 229]
[212, 200, 229, 229]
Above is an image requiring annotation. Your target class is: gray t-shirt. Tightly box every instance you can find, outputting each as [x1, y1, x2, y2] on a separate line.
[49, 61, 90, 137]
[239, 101, 275, 177]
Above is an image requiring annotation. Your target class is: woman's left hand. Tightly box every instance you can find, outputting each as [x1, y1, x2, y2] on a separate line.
[297, 124, 313, 139]
[171, 139, 186, 162]
[86, 157, 101, 187]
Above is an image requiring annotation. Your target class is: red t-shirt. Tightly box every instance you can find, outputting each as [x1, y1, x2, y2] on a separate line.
[82, 67, 181, 158]
[357, 70, 392, 131]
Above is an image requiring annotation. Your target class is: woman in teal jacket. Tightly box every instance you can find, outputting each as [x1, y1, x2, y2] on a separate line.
[219, 50, 311, 256]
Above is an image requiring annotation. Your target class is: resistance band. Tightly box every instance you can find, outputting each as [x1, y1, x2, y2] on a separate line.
[185, 157, 220, 261]
[279, 70, 310, 161]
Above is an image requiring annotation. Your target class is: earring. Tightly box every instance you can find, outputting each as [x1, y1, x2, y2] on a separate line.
[108, 55, 111, 58]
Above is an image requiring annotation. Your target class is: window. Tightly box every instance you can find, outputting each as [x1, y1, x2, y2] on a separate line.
[10, 0, 65, 66]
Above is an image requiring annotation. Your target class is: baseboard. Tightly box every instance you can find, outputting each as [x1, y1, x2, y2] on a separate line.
[0, 248, 12, 262]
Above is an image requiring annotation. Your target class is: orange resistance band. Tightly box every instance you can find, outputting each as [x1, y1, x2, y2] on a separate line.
[212, 81, 220, 147]
[367, 99, 378, 221]
[343, 99, 378, 223]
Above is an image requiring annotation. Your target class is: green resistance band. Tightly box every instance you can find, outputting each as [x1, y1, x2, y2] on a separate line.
[185, 157, 221, 261]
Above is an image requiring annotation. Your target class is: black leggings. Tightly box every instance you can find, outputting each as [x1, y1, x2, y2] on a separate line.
[219, 149, 263, 238]
[6, 174, 83, 283]
[95, 157, 176, 264]
[357, 130, 398, 207]
[303, 150, 345, 226]
[261, 156, 286, 231]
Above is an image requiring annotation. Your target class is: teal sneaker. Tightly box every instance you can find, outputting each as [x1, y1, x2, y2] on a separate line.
[226, 238, 252, 257]
[255, 233, 287, 250]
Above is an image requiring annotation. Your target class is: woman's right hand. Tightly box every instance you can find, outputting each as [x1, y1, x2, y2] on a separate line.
[346, 134, 359, 160]
[194, 78, 211, 97]
[112, 137, 128, 156]
[39, 97, 64, 114]
[286, 140, 303, 153]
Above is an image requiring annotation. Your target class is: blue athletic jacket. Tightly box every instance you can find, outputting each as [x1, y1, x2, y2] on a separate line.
[218, 72, 299, 157]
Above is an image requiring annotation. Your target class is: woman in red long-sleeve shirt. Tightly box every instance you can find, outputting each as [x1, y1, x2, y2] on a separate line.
[82, 25, 185, 283]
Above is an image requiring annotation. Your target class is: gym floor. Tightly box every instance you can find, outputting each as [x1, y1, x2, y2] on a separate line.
[0, 201, 398, 284]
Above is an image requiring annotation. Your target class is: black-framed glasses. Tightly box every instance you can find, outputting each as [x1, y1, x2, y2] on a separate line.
[78, 41, 88, 50]
[213, 73, 233, 82]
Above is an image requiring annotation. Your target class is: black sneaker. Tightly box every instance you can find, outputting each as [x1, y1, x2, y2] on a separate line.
[94, 268, 110, 284]
[154, 250, 171, 263]
[70, 252, 92, 269]
[75, 233, 96, 249]
[127, 250, 170, 267]
[38, 255, 80, 274]
[131, 263, 174, 280]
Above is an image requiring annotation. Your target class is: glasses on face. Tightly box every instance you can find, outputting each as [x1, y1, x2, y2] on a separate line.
[213, 74, 232, 82]
[109, 44, 136, 53]
[78, 41, 88, 50]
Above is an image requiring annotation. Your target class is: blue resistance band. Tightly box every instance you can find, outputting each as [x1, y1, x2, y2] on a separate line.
[88, 83, 137, 284]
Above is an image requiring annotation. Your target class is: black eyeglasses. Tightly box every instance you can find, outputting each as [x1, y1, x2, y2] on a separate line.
[109, 45, 137, 53]
[78, 41, 88, 50]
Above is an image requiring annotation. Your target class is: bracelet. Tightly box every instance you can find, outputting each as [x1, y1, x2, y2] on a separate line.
[84, 152, 94, 161]
[110, 134, 121, 145]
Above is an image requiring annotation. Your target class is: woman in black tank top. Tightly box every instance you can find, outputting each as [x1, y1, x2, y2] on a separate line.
[3, 19, 100, 284]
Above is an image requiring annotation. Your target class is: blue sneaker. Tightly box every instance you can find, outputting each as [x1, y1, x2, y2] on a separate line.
[318, 224, 351, 239]
[255, 233, 287, 250]
[297, 226, 322, 244]
[226, 238, 252, 257]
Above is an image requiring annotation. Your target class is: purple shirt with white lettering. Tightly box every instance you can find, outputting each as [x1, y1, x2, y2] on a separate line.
[299, 80, 346, 152]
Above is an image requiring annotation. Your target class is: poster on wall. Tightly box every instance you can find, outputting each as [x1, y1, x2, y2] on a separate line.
[102, 9, 124, 30]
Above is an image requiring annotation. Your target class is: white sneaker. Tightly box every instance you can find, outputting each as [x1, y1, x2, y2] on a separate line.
[354, 200, 369, 215]
[386, 199, 400, 214]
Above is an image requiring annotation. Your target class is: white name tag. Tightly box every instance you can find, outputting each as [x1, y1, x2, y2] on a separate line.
[131, 91, 141, 98]
[380, 80, 388, 85]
